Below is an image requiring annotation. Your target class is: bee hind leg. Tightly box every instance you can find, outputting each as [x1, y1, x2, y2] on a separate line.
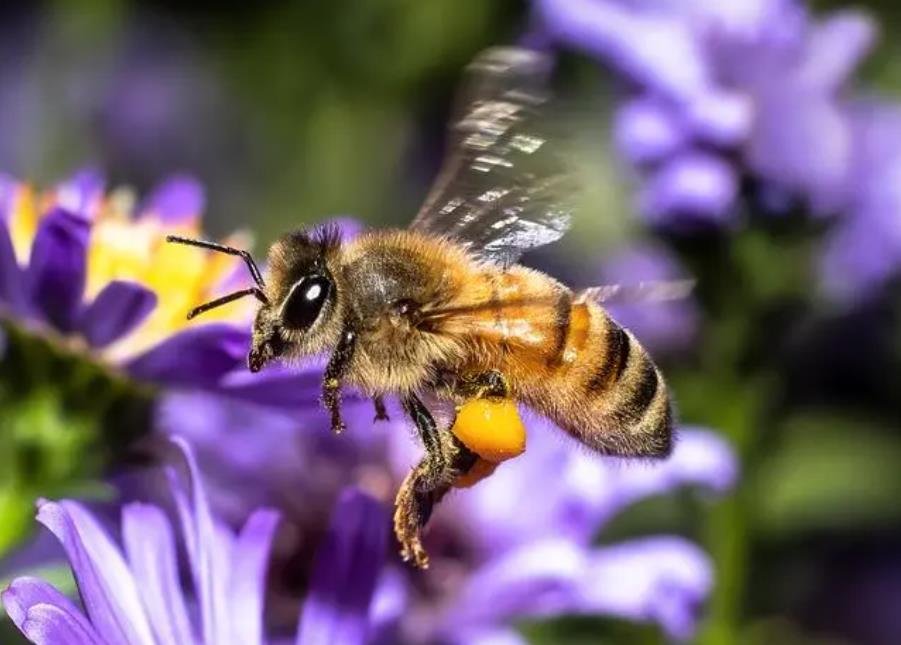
[395, 393, 477, 568]
[439, 369, 510, 402]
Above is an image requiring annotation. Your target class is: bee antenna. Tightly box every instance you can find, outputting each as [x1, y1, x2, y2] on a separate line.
[166, 235, 267, 289]
[186, 287, 269, 320]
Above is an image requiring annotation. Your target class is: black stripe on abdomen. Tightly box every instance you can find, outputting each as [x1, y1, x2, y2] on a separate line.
[547, 289, 572, 365]
[585, 321, 630, 393]
[620, 359, 659, 424]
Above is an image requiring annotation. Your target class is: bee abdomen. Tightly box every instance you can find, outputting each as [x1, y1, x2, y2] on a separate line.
[558, 308, 673, 458]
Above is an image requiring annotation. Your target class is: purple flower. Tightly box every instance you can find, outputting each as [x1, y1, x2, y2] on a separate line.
[160, 382, 737, 643]
[0, 170, 301, 398]
[414, 419, 736, 643]
[1, 436, 388, 645]
[536, 0, 873, 224]
[537, 0, 901, 297]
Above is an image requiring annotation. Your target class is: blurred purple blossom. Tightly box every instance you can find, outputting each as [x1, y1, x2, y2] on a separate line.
[1, 437, 388, 645]
[535, 0, 870, 222]
[160, 376, 737, 643]
[422, 419, 735, 643]
[537, 0, 901, 297]
[537, 0, 875, 223]
[819, 100, 901, 301]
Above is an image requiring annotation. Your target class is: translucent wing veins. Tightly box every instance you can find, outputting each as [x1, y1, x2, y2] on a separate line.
[410, 47, 573, 267]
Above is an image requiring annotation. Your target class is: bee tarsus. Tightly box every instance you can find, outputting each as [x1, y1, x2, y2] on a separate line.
[396, 394, 479, 567]
[372, 396, 390, 422]
[323, 328, 357, 434]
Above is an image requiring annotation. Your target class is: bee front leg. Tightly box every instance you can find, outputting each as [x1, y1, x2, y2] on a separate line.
[322, 327, 357, 434]
[395, 393, 477, 568]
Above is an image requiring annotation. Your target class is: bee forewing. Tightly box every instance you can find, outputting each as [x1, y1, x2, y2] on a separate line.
[410, 47, 574, 268]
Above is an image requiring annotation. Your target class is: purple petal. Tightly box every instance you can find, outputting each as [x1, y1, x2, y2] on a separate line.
[683, 90, 752, 146]
[230, 509, 281, 645]
[296, 489, 388, 645]
[36, 500, 156, 644]
[78, 281, 157, 348]
[368, 569, 408, 644]
[447, 538, 588, 625]
[26, 208, 89, 332]
[455, 421, 735, 550]
[455, 629, 528, 645]
[577, 538, 711, 641]
[748, 87, 853, 214]
[121, 503, 195, 645]
[537, 0, 711, 101]
[55, 169, 105, 221]
[639, 152, 738, 226]
[3, 577, 100, 645]
[126, 323, 248, 387]
[614, 99, 686, 165]
[141, 175, 205, 224]
[166, 435, 233, 645]
[796, 11, 875, 92]
[448, 537, 710, 641]
[819, 210, 901, 300]
[218, 361, 324, 409]
[577, 427, 738, 525]
[0, 218, 28, 316]
[0, 173, 17, 223]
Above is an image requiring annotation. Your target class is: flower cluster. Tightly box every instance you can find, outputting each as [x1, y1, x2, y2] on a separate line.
[2, 436, 388, 645]
[537, 0, 901, 298]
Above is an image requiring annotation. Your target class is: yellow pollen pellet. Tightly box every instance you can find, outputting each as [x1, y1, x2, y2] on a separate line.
[451, 397, 526, 464]
[453, 458, 498, 488]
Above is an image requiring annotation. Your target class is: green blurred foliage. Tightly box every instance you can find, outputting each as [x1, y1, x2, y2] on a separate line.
[0, 322, 149, 555]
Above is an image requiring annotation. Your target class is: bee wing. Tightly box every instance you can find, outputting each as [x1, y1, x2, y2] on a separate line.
[575, 280, 696, 305]
[410, 47, 573, 268]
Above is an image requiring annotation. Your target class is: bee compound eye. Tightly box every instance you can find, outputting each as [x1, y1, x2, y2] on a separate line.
[282, 275, 332, 330]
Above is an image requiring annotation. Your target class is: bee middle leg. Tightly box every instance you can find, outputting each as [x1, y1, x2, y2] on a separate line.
[395, 392, 477, 568]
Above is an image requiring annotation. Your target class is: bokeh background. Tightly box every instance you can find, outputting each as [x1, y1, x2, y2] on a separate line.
[2, 0, 901, 643]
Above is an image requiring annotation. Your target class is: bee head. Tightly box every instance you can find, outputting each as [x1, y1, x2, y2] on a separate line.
[248, 225, 343, 372]
[166, 225, 344, 373]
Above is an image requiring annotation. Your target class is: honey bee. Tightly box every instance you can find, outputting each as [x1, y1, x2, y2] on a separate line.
[168, 47, 688, 568]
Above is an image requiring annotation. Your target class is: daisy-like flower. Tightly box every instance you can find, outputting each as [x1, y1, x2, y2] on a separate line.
[1, 436, 388, 645]
[0, 168, 254, 389]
